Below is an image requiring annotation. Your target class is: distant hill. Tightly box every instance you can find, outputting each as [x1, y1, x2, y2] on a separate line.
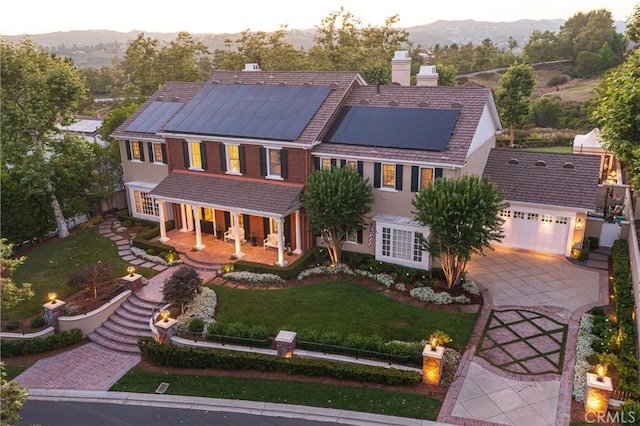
[2, 19, 627, 68]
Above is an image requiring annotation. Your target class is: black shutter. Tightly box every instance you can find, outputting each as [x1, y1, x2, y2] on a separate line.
[147, 142, 154, 162]
[263, 217, 270, 238]
[284, 216, 291, 248]
[219, 144, 227, 172]
[435, 168, 443, 179]
[125, 140, 132, 160]
[160, 144, 167, 164]
[395, 165, 403, 190]
[239, 146, 246, 174]
[357, 161, 364, 177]
[182, 141, 189, 168]
[330, 158, 337, 169]
[313, 157, 320, 170]
[259, 147, 267, 176]
[411, 166, 420, 192]
[200, 142, 207, 170]
[139, 142, 145, 161]
[356, 228, 363, 244]
[373, 163, 381, 188]
[243, 214, 250, 237]
[224, 211, 231, 230]
[280, 149, 288, 178]
[340, 159, 347, 168]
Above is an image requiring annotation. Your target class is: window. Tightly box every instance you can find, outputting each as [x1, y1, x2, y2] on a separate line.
[555, 217, 568, 224]
[527, 213, 539, 221]
[267, 148, 282, 177]
[149, 143, 165, 164]
[227, 145, 240, 173]
[345, 229, 358, 243]
[133, 190, 158, 217]
[346, 160, 357, 171]
[127, 141, 144, 161]
[320, 158, 331, 170]
[232, 214, 244, 228]
[382, 164, 395, 189]
[541, 214, 553, 223]
[189, 142, 202, 169]
[381, 226, 424, 264]
[420, 168, 433, 190]
[499, 210, 511, 218]
[269, 217, 279, 234]
[514, 211, 525, 219]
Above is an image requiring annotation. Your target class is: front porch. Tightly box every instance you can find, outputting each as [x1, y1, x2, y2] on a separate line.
[157, 228, 302, 268]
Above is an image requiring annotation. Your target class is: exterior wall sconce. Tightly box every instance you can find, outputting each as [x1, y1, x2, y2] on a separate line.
[576, 218, 583, 230]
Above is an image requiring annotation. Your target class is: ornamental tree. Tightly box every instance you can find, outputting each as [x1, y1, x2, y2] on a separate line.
[162, 266, 203, 315]
[301, 167, 373, 265]
[412, 175, 508, 289]
[0, 239, 34, 309]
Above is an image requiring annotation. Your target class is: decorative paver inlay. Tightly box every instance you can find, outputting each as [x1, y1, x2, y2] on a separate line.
[475, 309, 567, 375]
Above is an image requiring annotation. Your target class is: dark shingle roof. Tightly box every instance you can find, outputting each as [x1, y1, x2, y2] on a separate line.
[112, 82, 205, 141]
[312, 85, 499, 165]
[149, 171, 302, 216]
[483, 149, 601, 210]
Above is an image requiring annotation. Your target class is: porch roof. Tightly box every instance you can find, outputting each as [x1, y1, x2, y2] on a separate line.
[150, 171, 303, 217]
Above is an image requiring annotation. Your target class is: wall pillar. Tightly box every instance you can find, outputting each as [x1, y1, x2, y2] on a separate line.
[422, 344, 444, 386]
[293, 210, 302, 254]
[192, 205, 205, 250]
[585, 372, 613, 416]
[158, 200, 169, 243]
[275, 330, 297, 358]
[154, 317, 178, 345]
[43, 299, 66, 333]
[276, 216, 287, 266]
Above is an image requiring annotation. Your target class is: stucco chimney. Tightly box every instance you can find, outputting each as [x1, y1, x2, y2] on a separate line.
[416, 65, 438, 87]
[391, 51, 411, 86]
[243, 63, 261, 72]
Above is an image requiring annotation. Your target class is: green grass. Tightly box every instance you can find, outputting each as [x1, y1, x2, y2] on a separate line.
[111, 366, 442, 420]
[6, 228, 159, 320]
[212, 281, 478, 349]
[520, 146, 572, 153]
[1, 363, 32, 381]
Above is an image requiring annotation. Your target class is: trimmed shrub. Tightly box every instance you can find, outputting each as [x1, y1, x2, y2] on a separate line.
[188, 318, 204, 333]
[1, 329, 83, 357]
[29, 316, 46, 328]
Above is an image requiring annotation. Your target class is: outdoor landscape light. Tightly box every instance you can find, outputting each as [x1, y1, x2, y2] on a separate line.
[596, 364, 607, 382]
[160, 309, 171, 322]
[47, 292, 57, 304]
[576, 218, 583, 229]
[127, 265, 136, 276]
[430, 336, 438, 350]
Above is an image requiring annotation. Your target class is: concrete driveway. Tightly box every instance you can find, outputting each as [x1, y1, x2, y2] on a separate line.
[465, 246, 606, 318]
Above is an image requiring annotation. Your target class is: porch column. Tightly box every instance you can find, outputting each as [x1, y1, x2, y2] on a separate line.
[293, 210, 302, 254]
[186, 204, 194, 231]
[276, 216, 287, 267]
[212, 208, 217, 237]
[192, 205, 205, 250]
[233, 211, 244, 259]
[180, 204, 188, 232]
[158, 200, 169, 243]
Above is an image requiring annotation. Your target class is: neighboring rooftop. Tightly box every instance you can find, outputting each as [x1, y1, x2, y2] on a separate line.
[483, 149, 601, 210]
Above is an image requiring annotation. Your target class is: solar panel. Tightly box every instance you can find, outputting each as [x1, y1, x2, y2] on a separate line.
[126, 101, 184, 133]
[163, 84, 332, 141]
[325, 106, 460, 152]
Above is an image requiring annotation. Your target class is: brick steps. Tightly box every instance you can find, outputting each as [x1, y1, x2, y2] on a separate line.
[88, 293, 159, 354]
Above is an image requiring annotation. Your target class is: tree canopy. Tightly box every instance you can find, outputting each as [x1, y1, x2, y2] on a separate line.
[495, 61, 536, 147]
[301, 167, 373, 265]
[162, 266, 203, 315]
[412, 176, 508, 289]
[0, 239, 34, 310]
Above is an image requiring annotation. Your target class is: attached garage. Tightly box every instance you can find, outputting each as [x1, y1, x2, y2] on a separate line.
[483, 149, 600, 257]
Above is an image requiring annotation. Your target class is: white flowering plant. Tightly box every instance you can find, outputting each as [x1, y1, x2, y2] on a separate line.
[130, 246, 183, 266]
[297, 263, 355, 280]
[461, 279, 480, 295]
[176, 287, 218, 332]
[409, 286, 470, 304]
[573, 313, 595, 402]
[223, 271, 285, 285]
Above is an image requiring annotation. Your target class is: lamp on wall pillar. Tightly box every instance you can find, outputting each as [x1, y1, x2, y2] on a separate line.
[576, 218, 583, 230]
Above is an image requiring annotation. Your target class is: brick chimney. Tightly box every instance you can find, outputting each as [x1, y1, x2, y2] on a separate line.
[391, 51, 411, 86]
[243, 63, 261, 72]
[416, 65, 438, 87]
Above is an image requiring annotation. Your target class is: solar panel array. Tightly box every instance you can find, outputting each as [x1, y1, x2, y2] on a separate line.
[325, 106, 460, 151]
[162, 84, 332, 141]
[126, 101, 184, 133]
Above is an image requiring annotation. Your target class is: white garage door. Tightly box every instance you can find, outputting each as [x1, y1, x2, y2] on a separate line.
[497, 209, 570, 255]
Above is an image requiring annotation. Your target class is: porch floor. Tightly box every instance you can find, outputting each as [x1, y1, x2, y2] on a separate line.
[156, 229, 301, 269]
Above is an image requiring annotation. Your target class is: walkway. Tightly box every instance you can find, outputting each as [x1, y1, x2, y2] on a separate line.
[438, 246, 609, 426]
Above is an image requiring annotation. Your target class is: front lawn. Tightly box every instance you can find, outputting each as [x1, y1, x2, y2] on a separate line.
[111, 366, 442, 420]
[212, 281, 478, 348]
[6, 228, 159, 320]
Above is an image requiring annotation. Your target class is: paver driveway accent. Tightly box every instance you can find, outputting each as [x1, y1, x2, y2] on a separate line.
[438, 246, 608, 426]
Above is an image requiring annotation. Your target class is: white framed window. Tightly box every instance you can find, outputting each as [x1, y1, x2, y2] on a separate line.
[320, 158, 331, 170]
[345, 229, 358, 244]
[267, 148, 282, 178]
[514, 211, 525, 220]
[382, 164, 395, 189]
[555, 217, 568, 224]
[189, 142, 203, 170]
[231, 214, 244, 228]
[376, 222, 427, 269]
[133, 190, 158, 217]
[499, 209, 511, 218]
[269, 217, 279, 234]
[541, 214, 553, 223]
[346, 160, 357, 171]
[227, 145, 241, 174]
[151, 143, 164, 164]
[420, 167, 434, 190]
[527, 213, 539, 221]
[131, 141, 143, 161]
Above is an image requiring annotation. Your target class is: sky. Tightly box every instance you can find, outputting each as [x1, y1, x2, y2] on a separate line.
[1, 0, 636, 36]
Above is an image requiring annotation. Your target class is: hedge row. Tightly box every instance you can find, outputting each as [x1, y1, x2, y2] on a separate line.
[611, 239, 640, 398]
[232, 247, 324, 280]
[138, 337, 421, 385]
[1, 329, 84, 357]
[131, 220, 176, 253]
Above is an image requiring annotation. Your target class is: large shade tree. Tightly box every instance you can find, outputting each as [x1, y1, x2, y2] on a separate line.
[1, 39, 87, 239]
[495, 61, 536, 147]
[592, 49, 640, 189]
[301, 167, 373, 265]
[412, 175, 508, 289]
